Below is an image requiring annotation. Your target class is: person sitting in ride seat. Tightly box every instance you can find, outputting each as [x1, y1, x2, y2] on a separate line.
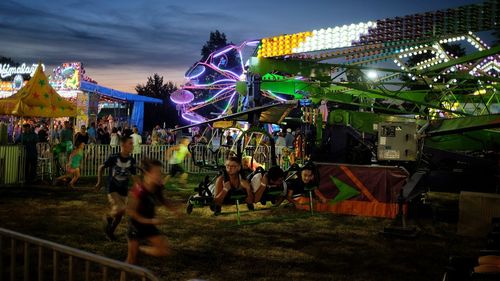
[213, 156, 254, 215]
[241, 156, 263, 179]
[251, 166, 287, 205]
[282, 163, 328, 206]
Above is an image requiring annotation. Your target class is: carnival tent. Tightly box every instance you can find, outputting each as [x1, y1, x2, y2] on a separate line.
[0, 64, 76, 117]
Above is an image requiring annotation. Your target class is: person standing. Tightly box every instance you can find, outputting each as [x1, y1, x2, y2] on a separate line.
[60, 121, 74, 154]
[131, 127, 142, 156]
[285, 128, 294, 149]
[96, 123, 105, 144]
[16, 124, 38, 183]
[88, 122, 97, 144]
[110, 127, 119, 147]
[74, 125, 89, 145]
[95, 136, 137, 240]
[101, 127, 111, 145]
[37, 125, 48, 143]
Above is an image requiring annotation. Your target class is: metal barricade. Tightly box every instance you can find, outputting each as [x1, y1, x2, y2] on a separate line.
[0, 145, 25, 185]
[0, 227, 160, 281]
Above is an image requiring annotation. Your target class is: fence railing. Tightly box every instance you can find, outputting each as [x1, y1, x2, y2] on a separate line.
[0, 145, 25, 185]
[32, 143, 222, 179]
[0, 143, 276, 185]
[0, 227, 160, 281]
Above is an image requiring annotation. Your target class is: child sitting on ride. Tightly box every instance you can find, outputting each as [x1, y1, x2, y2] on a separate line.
[279, 162, 328, 207]
[241, 155, 263, 179]
[250, 166, 287, 206]
[213, 156, 254, 215]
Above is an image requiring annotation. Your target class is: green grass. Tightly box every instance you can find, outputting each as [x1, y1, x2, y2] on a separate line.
[0, 176, 484, 281]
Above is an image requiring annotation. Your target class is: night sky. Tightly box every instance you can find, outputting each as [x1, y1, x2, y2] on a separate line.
[0, 0, 482, 92]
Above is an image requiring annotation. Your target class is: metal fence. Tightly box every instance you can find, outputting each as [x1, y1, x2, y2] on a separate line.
[0, 145, 25, 185]
[0, 143, 275, 185]
[0, 227, 160, 281]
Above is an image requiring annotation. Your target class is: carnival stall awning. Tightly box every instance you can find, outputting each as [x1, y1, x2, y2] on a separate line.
[0, 64, 76, 117]
[80, 81, 162, 104]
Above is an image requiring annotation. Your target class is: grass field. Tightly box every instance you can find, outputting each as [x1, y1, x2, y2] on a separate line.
[0, 176, 483, 281]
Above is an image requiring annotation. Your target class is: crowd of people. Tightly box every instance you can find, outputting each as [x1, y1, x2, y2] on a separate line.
[4, 115, 328, 269]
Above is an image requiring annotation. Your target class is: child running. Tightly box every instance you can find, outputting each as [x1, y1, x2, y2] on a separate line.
[56, 140, 84, 188]
[164, 137, 191, 189]
[126, 158, 174, 264]
[95, 136, 137, 241]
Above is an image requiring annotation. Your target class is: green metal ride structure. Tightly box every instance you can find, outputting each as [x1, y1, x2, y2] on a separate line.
[175, 1, 500, 194]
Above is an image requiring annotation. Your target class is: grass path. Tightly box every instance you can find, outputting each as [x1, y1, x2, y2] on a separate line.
[0, 181, 482, 281]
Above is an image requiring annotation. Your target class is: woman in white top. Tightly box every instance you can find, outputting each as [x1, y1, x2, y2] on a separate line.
[131, 127, 142, 155]
[110, 127, 119, 147]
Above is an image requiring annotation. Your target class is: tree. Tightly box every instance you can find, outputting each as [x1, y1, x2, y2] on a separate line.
[136, 74, 178, 130]
[201, 30, 228, 60]
[0, 56, 18, 65]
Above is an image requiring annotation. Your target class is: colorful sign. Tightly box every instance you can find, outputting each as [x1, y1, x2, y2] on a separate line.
[0, 63, 44, 79]
[76, 91, 89, 127]
[49, 62, 81, 91]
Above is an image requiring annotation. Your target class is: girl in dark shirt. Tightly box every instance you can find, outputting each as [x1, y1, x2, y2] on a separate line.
[126, 158, 175, 264]
[286, 163, 328, 205]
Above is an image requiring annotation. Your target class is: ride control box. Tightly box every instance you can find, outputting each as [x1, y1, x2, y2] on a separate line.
[376, 122, 417, 161]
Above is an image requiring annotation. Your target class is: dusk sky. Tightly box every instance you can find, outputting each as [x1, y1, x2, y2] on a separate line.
[0, 0, 481, 92]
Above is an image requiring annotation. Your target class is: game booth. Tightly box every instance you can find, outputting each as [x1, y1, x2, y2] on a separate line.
[0, 62, 162, 133]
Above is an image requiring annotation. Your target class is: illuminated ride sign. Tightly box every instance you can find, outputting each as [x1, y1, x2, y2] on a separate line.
[0, 63, 44, 79]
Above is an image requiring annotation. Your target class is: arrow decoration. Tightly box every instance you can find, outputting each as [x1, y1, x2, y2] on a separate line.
[329, 176, 360, 205]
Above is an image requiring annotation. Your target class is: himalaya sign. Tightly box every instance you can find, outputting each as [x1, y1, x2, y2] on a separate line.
[0, 63, 45, 79]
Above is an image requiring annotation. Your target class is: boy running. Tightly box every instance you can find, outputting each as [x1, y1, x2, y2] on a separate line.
[95, 136, 137, 240]
[126, 158, 175, 264]
[164, 137, 191, 189]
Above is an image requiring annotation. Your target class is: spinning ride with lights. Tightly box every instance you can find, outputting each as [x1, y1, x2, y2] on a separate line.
[175, 1, 500, 196]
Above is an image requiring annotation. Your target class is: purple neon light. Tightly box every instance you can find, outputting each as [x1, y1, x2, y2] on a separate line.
[208, 63, 242, 80]
[238, 50, 245, 74]
[182, 112, 206, 123]
[185, 65, 206, 80]
[192, 85, 235, 105]
[170, 89, 195, 104]
[213, 46, 235, 58]
[245, 40, 260, 46]
[192, 78, 236, 88]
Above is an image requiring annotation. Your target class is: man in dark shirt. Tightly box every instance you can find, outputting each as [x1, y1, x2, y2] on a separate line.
[60, 121, 74, 153]
[96, 123, 105, 144]
[95, 136, 136, 240]
[37, 125, 48, 143]
[16, 124, 38, 183]
[74, 125, 89, 145]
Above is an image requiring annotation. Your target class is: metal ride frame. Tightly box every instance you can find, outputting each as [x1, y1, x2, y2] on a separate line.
[175, 1, 499, 154]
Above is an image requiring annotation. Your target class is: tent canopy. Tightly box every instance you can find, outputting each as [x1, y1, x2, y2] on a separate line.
[80, 81, 162, 104]
[0, 64, 77, 117]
